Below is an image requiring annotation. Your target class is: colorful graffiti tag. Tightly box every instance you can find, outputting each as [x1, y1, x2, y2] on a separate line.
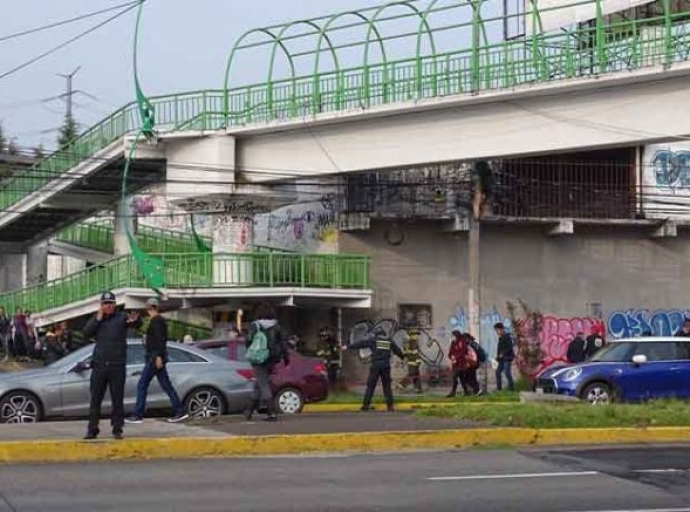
[348, 319, 445, 370]
[608, 309, 690, 338]
[524, 316, 606, 375]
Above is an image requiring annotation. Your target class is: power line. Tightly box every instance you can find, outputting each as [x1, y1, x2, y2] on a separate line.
[0, 3, 139, 82]
[0, 1, 140, 43]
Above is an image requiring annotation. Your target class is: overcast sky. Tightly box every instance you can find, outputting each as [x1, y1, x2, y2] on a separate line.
[0, 0, 381, 150]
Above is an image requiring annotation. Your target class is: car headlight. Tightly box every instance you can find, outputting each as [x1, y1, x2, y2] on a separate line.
[563, 367, 583, 382]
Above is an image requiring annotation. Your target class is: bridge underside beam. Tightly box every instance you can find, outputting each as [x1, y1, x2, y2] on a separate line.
[0, 157, 165, 244]
[236, 66, 690, 179]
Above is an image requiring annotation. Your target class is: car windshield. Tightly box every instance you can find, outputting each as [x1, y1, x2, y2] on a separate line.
[589, 342, 634, 362]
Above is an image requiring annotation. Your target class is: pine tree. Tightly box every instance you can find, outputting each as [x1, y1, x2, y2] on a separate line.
[57, 114, 78, 149]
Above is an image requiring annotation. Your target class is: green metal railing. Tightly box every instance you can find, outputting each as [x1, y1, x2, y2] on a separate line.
[0, 252, 370, 315]
[3, 0, 690, 225]
[55, 222, 212, 255]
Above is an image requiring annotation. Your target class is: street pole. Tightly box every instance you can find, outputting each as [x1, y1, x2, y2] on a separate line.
[57, 66, 81, 119]
[469, 161, 487, 392]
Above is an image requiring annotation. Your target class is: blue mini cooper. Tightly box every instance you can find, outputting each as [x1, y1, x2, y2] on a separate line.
[534, 338, 690, 404]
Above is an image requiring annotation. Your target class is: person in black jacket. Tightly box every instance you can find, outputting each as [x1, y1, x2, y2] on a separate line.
[126, 298, 188, 425]
[44, 329, 67, 366]
[82, 291, 141, 440]
[244, 302, 290, 422]
[494, 323, 515, 392]
[343, 327, 406, 412]
[0, 306, 11, 362]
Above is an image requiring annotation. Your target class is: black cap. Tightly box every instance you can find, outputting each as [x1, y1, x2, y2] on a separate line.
[100, 291, 116, 303]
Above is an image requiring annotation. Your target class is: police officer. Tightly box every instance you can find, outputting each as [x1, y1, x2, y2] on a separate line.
[343, 327, 405, 412]
[403, 329, 423, 394]
[82, 291, 141, 440]
[316, 328, 341, 388]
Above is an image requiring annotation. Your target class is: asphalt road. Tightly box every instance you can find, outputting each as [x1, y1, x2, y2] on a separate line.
[1, 446, 690, 511]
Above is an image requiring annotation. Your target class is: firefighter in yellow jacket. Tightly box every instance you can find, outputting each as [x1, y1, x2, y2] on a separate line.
[403, 329, 423, 394]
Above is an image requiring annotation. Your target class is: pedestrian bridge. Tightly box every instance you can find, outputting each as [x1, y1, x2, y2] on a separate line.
[2, 0, 690, 321]
[3, 0, 690, 245]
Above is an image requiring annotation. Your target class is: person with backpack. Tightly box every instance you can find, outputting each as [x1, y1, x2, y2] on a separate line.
[244, 303, 290, 422]
[343, 326, 406, 412]
[447, 331, 480, 397]
[465, 333, 486, 396]
[494, 322, 515, 392]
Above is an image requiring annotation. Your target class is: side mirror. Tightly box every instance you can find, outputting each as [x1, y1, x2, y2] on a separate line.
[632, 354, 647, 365]
[74, 361, 91, 373]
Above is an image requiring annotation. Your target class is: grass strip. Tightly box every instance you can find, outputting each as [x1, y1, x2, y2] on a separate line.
[416, 400, 690, 428]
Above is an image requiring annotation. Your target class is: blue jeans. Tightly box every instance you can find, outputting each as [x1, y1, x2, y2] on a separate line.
[134, 361, 183, 418]
[496, 360, 515, 391]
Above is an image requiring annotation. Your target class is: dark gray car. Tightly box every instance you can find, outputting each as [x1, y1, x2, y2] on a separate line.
[0, 341, 254, 423]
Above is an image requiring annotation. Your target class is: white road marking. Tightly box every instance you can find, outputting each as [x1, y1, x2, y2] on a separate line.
[633, 469, 688, 474]
[565, 508, 690, 512]
[427, 471, 599, 481]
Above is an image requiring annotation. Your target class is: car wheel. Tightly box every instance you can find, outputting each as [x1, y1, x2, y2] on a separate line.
[275, 388, 304, 415]
[582, 382, 614, 405]
[184, 387, 226, 419]
[0, 391, 43, 424]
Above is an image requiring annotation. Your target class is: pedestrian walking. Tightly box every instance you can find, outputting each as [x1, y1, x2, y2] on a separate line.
[343, 327, 405, 412]
[82, 292, 141, 440]
[12, 308, 28, 361]
[402, 329, 423, 394]
[126, 298, 189, 424]
[494, 323, 515, 392]
[567, 332, 587, 364]
[447, 331, 480, 397]
[0, 306, 11, 362]
[243, 302, 290, 422]
[316, 328, 341, 389]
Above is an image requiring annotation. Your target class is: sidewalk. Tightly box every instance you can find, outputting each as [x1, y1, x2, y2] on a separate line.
[1, 412, 690, 464]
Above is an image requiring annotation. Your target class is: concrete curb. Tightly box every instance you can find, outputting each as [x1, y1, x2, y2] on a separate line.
[2, 427, 690, 464]
[304, 402, 514, 412]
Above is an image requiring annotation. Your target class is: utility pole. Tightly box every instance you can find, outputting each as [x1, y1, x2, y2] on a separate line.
[469, 160, 490, 392]
[57, 66, 81, 119]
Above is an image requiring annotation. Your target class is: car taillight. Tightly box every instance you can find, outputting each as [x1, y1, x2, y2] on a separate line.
[314, 362, 327, 376]
[238, 369, 256, 381]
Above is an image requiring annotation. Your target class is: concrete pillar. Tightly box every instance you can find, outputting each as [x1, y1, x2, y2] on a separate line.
[26, 242, 48, 287]
[0, 254, 25, 293]
[114, 201, 132, 257]
[212, 216, 255, 286]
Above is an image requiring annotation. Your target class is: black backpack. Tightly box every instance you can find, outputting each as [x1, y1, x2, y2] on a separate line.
[470, 340, 488, 363]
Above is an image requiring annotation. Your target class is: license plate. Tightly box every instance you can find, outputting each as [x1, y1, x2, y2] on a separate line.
[535, 387, 544, 395]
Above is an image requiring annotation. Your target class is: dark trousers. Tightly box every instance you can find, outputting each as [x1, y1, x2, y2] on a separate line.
[496, 360, 515, 391]
[248, 364, 275, 416]
[450, 368, 480, 396]
[327, 364, 339, 388]
[88, 363, 126, 435]
[13, 332, 27, 358]
[363, 364, 394, 410]
[134, 361, 183, 418]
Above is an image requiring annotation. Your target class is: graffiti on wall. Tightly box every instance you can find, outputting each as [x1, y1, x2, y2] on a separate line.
[524, 315, 606, 374]
[608, 309, 690, 338]
[348, 319, 445, 371]
[254, 195, 338, 253]
[652, 150, 690, 191]
[643, 143, 690, 219]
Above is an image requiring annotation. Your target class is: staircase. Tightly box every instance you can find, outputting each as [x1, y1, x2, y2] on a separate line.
[53, 221, 211, 257]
